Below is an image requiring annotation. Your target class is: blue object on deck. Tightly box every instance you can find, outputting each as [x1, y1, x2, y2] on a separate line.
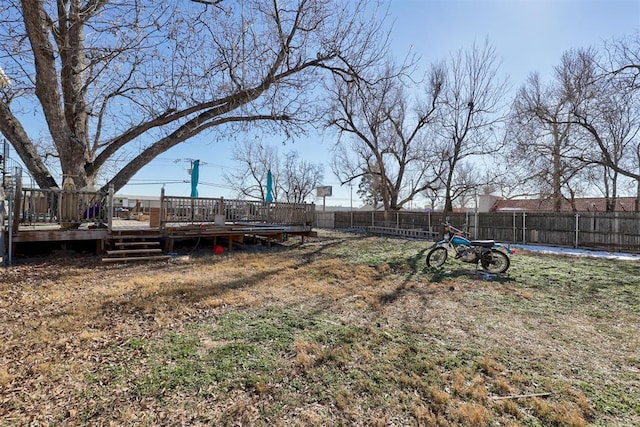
[190, 159, 199, 198]
[265, 169, 273, 202]
[83, 202, 100, 219]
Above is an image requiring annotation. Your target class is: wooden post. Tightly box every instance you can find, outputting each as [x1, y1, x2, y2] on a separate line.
[0, 186, 5, 263]
[613, 212, 620, 249]
[266, 201, 271, 224]
[107, 184, 114, 233]
[159, 186, 165, 231]
[474, 210, 479, 240]
[7, 196, 13, 265]
[574, 213, 580, 249]
[12, 174, 21, 233]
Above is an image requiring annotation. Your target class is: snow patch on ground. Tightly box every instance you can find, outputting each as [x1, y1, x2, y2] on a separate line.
[512, 244, 640, 261]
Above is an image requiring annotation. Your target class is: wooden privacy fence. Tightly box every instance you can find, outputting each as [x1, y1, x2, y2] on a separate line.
[477, 211, 640, 251]
[315, 210, 640, 252]
[158, 189, 315, 229]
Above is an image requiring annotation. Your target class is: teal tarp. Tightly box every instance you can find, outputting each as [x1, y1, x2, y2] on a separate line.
[265, 169, 274, 202]
[190, 160, 199, 197]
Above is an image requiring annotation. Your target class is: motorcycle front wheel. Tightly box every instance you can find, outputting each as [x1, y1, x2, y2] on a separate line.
[480, 249, 510, 274]
[426, 247, 448, 268]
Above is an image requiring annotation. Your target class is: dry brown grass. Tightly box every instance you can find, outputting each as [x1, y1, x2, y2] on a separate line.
[1, 230, 638, 426]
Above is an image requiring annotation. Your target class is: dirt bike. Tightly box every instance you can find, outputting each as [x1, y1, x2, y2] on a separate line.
[426, 220, 513, 274]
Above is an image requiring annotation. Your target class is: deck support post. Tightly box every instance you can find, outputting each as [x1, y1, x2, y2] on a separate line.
[159, 187, 165, 231]
[107, 184, 114, 233]
[0, 187, 5, 264]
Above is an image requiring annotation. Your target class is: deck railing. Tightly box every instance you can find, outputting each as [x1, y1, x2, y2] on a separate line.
[5, 182, 313, 233]
[13, 184, 112, 230]
[159, 190, 314, 229]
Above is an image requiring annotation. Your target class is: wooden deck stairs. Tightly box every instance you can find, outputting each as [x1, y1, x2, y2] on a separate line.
[102, 231, 171, 263]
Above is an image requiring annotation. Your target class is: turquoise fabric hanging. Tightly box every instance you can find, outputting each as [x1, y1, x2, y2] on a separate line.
[265, 169, 274, 202]
[190, 160, 199, 197]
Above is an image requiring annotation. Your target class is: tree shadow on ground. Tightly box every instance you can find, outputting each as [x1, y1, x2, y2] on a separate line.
[100, 236, 350, 314]
[378, 250, 514, 305]
[428, 267, 514, 284]
[377, 247, 430, 304]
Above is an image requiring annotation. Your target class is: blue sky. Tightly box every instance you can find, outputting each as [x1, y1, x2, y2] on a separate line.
[118, 0, 640, 206]
[6, 0, 639, 206]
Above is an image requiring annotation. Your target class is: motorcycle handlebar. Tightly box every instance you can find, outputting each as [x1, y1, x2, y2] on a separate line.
[442, 222, 470, 236]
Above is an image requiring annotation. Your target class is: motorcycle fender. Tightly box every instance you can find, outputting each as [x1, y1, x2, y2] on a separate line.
[492, 243, 514, 255]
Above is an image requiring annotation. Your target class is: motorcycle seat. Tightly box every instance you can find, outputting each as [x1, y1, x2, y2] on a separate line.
[470, 240, 495, 247]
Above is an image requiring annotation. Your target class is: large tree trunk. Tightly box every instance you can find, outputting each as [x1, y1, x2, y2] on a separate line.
[0, 103, 58, 188]
[3, 0, 387, 193]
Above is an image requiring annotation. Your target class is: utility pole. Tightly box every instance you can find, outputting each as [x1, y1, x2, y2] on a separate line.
[349, 182, 353, 228]
[349, 182, 353, 211]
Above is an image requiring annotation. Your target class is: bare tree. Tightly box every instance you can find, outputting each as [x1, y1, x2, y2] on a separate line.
[224, 140, 279, 201]
[433, 39, 509, 213]
[559, 47, 640, 211]
[224, 142, 321, 203]
[607, 32, 640, 210]
[607, 30, 640, 91]
[356, 164, 384, 209]
[279, 151, 323, 203]
[507, 72, 589, 211]
[329, 63, 445, 211]
[0, 0, 387, 192]
[447, 162, 483, 210]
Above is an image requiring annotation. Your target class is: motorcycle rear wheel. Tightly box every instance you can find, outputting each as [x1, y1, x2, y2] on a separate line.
[426, 247, 448, 268]
[480, 249, 510, 274]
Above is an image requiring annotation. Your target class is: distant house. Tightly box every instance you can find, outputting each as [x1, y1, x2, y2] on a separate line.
[112, 194, 161, 217]
[479, 195, 639, 213]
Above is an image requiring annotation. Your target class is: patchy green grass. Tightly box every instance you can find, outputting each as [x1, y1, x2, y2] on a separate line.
[1, 230, 638, 426]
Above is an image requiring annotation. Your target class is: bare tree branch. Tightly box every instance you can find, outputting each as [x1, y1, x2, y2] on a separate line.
[0, 0, 388, 192]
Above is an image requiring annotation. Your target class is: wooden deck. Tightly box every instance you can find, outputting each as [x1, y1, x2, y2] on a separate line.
[3, 185, 315, 262]
[11, 219, 313, 252]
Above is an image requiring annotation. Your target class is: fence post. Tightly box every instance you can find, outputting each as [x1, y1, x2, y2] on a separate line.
[474, 210, 478, 239]
[371, 211, 374, 226]
[513, 211, 516, 242]
[613, 212, 620, 249]
[350, 210, 353, 228]
[574, 213, 580, 248]
[522, 212, 527, 244]
[396, 211, 399, 229]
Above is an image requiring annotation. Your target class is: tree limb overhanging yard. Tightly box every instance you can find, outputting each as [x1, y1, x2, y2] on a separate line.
[0, 0, 386, 192]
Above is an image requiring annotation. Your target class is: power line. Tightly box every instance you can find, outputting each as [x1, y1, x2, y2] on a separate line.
[123, 180, 185, 185]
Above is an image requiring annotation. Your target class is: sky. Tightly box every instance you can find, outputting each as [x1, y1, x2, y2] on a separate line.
[6, 0, 640, 207]
[118, 0, 640, 207]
